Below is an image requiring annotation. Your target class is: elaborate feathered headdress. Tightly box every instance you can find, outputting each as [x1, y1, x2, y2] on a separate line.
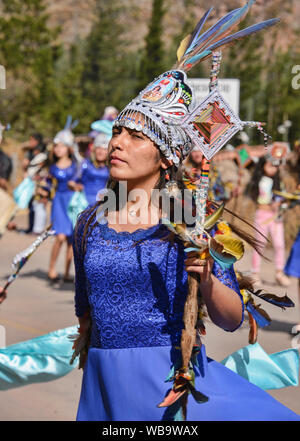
[114, 1, 279, 166]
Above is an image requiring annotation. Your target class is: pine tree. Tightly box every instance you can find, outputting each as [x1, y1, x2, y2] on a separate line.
[81, 0, 137, 126]
[136, 0, 166, 92]
[0, 0, 60, 135]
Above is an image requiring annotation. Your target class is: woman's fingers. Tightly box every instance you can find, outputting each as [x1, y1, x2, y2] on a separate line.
[185, 257, 207, 266]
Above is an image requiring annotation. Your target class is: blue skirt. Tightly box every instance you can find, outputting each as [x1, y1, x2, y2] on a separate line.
[76, 345, 300, 421]
[51, 191, 74, 237]
[285, 229, 300, 278]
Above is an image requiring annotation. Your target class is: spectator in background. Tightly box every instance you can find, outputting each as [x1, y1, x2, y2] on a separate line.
[0, 145, 12, 192]
[21, 133, 46, 234]
[102, 106, 118, 122]
[22, 133, 46, 170]
[0, 122, 12, 191]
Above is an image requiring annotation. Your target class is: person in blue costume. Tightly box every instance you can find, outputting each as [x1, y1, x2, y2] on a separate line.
[47, 126, 78, 283]
[72, 3, 299, 421]
[69, 133, 110, 205]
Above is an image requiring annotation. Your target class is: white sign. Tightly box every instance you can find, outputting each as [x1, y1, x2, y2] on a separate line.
[188, 78, 240, 115]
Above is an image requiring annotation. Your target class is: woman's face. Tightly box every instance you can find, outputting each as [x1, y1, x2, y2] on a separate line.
[263, 160, 278, 177]
[94, 146, 108, 163]
[53, 142, 69, 159]
[108, 126, 163, 182]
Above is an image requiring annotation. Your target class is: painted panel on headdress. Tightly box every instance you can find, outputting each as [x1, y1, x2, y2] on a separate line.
[141, 77, 176, 103]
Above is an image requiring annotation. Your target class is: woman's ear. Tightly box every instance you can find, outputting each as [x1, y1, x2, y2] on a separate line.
[161, 157, 173, 170]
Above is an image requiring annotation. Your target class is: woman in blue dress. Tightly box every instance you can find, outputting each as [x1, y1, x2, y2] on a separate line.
[69, 133, 110, 205]
[73, 5, 299, 421]
[47, 128, 78, 283]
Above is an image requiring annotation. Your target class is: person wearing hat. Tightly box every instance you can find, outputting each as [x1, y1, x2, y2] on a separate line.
[47, 122, 78, 283]
[68, 133, 110, 205]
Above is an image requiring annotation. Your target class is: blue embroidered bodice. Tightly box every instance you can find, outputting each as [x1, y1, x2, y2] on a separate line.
[78, 160, 109, 203]
[49, 162, 78, 193]
[73, 210, 243, 350]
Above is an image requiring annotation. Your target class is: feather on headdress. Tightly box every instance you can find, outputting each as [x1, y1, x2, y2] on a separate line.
[175, 2, 279, 71]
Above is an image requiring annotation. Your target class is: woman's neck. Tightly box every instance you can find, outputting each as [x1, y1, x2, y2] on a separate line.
[56, 156, 72, 168]
[106, 173, 161, 232]
[93, 159, 106, 168]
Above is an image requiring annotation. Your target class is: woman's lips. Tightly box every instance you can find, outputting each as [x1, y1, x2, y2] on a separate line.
[110, 156, 126, 164]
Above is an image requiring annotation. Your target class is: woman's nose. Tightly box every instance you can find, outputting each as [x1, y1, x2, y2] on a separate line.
[109, 128, 129, 151]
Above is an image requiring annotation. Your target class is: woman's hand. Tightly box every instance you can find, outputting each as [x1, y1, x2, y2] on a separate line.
[68, 181, 83, 192]
[0, 287, 7, 304]
[185, 252, 213, 283]
[184, 239, 223, 283]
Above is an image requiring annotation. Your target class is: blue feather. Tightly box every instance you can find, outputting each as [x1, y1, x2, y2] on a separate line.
[188, 8, 242, 54]
[197, 1, 257, 54]
[71, 119, 79, 130]
[184, 50, 212, 66]
[208, 18, 280, 52]
[246, 302, 271, 328]
[65, 115, 72, 130]
[185, 8, 214, 55]
[211, 1, 255, 43]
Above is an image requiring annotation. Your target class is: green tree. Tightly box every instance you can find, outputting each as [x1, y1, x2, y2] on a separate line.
[81, 0, 137, 127]
[136, 0, 166, 92]
[0, 0, 61, 136]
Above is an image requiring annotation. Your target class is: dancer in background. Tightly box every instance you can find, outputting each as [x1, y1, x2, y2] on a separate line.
[47, 123, 78, 283]
[245, 145, 290, 287]
[68, 132, 110, 205]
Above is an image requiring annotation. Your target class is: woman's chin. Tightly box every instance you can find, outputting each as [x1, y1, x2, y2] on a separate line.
[109, 168, 129, 181]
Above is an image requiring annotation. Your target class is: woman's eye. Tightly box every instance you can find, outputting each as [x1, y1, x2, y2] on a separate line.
[132, 133, 143, 140]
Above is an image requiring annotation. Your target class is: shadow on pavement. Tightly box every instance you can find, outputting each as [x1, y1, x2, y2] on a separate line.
[1, 269, 75, 291]
[261, 319, 296, 335]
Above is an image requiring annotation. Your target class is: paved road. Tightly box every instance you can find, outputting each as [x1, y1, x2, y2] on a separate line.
[0, 214, 299, 420]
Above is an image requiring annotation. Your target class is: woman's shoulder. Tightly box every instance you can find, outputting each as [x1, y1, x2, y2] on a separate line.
[74, 203, 99, 239]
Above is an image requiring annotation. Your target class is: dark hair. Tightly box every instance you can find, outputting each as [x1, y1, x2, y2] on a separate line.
[31, 133, 43, 144]
[245, 157, 281, 202]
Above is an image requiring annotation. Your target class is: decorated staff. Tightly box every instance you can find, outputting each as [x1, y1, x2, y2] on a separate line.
[0, 225, 55, 302]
